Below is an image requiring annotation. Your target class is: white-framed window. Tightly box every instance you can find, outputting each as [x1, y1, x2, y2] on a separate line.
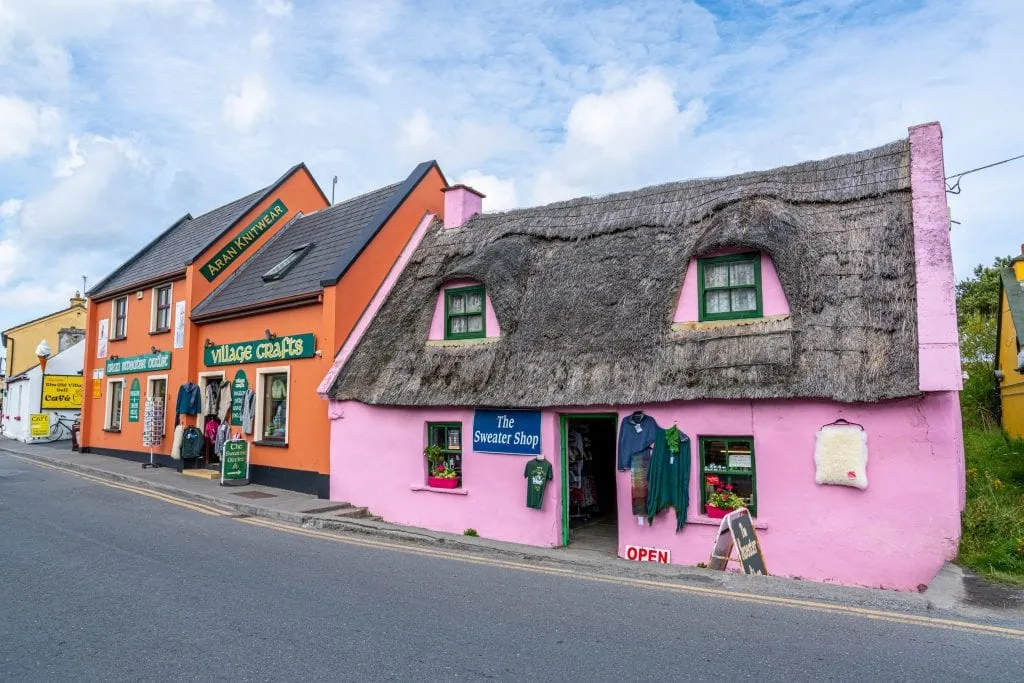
[147, 375, 168, 436]
[151, 284, 172, 333]
[255, 366, 289, 445]
[112, 296, 128, 339]
[105, 379, 125, 431]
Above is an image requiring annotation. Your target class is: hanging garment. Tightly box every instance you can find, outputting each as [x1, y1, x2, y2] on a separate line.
[180, 426, 205, 460]
[215, 421, 230, 456]
[524, 458, 553, 509]
[170, 424, 184, 460]
[630, 450, 652, 516]
[645, 426, 691, 530]
[217, 381, 232, 422]
[617, 411, 658, 470]
[241, 389, 256, 436]
[203, 416, 220, 445]
[204, 381, 221, 416]
[175, 383, 202, 417]
[814, 424, 868, 489]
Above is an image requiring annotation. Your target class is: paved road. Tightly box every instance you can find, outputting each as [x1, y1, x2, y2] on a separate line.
[1, 454, 1022, 682]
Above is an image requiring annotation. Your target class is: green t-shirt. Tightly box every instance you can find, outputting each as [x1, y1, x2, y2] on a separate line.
[524, 458, 553, 509]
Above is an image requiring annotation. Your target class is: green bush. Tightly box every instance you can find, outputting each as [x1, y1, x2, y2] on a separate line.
[958, 427, 1024, 584]
[960, 362, 1000, 429]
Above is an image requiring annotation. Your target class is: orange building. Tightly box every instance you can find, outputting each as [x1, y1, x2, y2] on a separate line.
[81, 161, 446, 496]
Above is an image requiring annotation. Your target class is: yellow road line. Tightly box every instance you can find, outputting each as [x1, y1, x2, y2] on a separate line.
[238, 517, 1024, 641]
[3, 452, 230, 516]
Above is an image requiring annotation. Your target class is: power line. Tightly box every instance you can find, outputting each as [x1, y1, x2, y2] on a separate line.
[946, 152, 1024, 194]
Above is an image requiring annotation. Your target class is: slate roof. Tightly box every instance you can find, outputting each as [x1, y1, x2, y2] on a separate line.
[191, 161, 441, 320]
[88, 164, 322, 299]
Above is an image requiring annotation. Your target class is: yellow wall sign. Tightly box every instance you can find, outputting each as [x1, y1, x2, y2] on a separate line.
[42, 375, 84, 410]
[30, 413, 50, 437]
[92, 380, 102, 399]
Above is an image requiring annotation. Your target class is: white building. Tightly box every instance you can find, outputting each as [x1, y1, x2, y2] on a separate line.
[0, 340, 83, 443]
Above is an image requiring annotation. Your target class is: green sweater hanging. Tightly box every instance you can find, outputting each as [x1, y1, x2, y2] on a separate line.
[645, 426, 691, 530]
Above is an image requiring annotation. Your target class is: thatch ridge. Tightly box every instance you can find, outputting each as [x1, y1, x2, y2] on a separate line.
[329, 138, 918, 407]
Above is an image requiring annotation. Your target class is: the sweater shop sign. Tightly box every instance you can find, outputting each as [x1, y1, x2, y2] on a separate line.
[200, 198, 289, 282]
[472, 409, 542, 455]
[204, 333, 315, 367]
[105, 351, 172, 375]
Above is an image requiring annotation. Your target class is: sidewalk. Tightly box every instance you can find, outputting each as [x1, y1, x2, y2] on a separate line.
[3, 436, 1022, 622]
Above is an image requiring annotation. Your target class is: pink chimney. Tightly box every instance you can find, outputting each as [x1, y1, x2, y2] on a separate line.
[442, 184, 485, 229]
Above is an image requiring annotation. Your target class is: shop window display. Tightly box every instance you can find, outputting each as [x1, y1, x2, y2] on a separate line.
[261, 372, 288, 442]
[426, 422, 462, 487]
[700, 437, 756, 515]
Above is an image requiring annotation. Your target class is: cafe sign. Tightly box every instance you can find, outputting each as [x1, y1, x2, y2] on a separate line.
[105, 351, 172, 375]
[200, 198, 288, 282]
[205, 333, 315, 367]
[41, 375, 84, 410]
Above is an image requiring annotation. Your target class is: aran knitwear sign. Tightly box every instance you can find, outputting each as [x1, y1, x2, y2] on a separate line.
[200, 199, 288, 282]
[204, 333, 315, 367]
[472, 409, 542, 455]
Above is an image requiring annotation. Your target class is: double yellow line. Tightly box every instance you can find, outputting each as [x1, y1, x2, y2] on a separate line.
[3, 452, 229, 517]
[7, 451, 1024, 641]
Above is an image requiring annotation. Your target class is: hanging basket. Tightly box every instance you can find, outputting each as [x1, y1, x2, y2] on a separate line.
[428, 476, 459, 489]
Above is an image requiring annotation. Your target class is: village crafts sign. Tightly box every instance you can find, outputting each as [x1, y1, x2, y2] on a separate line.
[205, 333, 315, 367]
[200, 199, 288, 282]
[472, 409, 542, 456]
[105, 351, 172, 375]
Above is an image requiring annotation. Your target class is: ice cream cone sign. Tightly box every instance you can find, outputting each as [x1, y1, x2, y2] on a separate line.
[35, 340, 51, 374]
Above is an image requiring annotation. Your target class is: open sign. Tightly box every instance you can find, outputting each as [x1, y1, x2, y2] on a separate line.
[624, 545, 671, 564]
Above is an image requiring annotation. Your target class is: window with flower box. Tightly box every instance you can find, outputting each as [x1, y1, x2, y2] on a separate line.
[425, 422, 462, 488]
[697, 253, 762, 322]
[444, 285, 486, 340]
[700, 437, 756, 515]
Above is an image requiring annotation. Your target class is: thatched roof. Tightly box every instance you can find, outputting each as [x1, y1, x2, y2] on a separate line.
[327, 139, 918, 407]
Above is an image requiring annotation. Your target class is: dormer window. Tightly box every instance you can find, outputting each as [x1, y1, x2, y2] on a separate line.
[445, 285, 486, 340]
[697, 252, 762, 321]
[263, 243, 313, 282]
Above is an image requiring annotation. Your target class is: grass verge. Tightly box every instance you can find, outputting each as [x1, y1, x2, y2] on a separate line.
[959, 426, 1024, 585]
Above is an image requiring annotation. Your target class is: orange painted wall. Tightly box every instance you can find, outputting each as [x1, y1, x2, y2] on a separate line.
[329, 166, 447, 351]
[81, 277, 187, 454]
[196, 305, 330, 474]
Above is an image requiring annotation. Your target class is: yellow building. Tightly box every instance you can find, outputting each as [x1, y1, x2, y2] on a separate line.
[996, 259, 1024, 438]
[2, 293, 87, 382]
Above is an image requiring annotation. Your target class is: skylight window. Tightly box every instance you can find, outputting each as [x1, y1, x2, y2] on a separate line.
[263, 243, 313, 282]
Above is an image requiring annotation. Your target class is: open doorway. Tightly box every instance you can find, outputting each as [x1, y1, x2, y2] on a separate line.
[560, 414, 618, 553]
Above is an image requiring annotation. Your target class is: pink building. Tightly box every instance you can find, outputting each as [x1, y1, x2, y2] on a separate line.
[319, 123, 964, 590]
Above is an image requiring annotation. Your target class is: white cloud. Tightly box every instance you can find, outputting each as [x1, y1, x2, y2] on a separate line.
[400, 110, 436, 149]
[222, 74, 270, 133]
[0, 95, 60, 161]
[53, 136, 85, 178]
[251, 29, 273, 50]
[260, 0, 293, 17]
[457, 170, 519, 212]
[0, 199, 23, 219]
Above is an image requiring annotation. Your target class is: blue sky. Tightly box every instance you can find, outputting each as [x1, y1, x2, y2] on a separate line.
[1, 0, 1022, 334]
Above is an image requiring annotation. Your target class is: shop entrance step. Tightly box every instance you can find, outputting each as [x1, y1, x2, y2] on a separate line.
[181, 469, 219, 481]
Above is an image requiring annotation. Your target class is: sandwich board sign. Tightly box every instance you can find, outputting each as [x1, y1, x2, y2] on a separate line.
[708, 508, 768, 575]
[220, 440, 250, 486]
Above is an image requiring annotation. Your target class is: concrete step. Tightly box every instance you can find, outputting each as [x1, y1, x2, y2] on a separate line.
[181, 469, 219, 481]
[334, 506, 372, 519]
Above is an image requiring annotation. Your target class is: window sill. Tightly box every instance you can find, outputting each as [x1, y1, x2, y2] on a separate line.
[109, 336, 127, 342]
[685, 513, 768, 530]
[426, 337, 500, 348]
[103, 428, 121, 433]
[410, 484, 468, 495]
[672, 315, 790, 332]
[149, 329, 170, 336]
[254, 440, 288, 448]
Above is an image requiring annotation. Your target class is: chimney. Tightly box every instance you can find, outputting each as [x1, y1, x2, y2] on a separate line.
[70, 291, 86, 308]
[442, 185, 485, 229]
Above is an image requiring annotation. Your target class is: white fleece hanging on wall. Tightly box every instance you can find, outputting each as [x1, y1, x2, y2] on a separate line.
[814, 424, 868, 490]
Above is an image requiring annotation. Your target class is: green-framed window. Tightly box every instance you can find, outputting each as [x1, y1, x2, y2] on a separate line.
[699, 437, 756, 516]
[427, 422, 463, 485]
[444, 285, 486, 340]
[697, 252, 762, 321]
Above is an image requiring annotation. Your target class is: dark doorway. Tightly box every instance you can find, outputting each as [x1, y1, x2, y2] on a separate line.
[560, 414, 618, 552]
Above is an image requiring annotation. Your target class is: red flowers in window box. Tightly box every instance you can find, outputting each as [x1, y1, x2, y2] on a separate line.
[704, 504, 729, 519]
[428, 476, 460, 489]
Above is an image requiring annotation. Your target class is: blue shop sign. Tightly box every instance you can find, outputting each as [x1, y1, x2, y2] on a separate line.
[472, 409, 542, 455]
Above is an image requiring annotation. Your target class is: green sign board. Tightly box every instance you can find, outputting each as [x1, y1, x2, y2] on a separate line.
[127, 378, 141, 423]
[105, 351, 172, 375]
[204, 333, 315, 367]
[200, 198, 288, 282]
[230, 370, 249, 427]
[220, 440, 249, 485]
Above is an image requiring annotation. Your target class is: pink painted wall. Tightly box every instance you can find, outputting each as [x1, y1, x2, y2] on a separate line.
[428, 278, 501, 340]
[443, 185, 484, 229]
[329, 391, 963, 590]
[674, 251, 790, 323]
[910, 122, 962, 392]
